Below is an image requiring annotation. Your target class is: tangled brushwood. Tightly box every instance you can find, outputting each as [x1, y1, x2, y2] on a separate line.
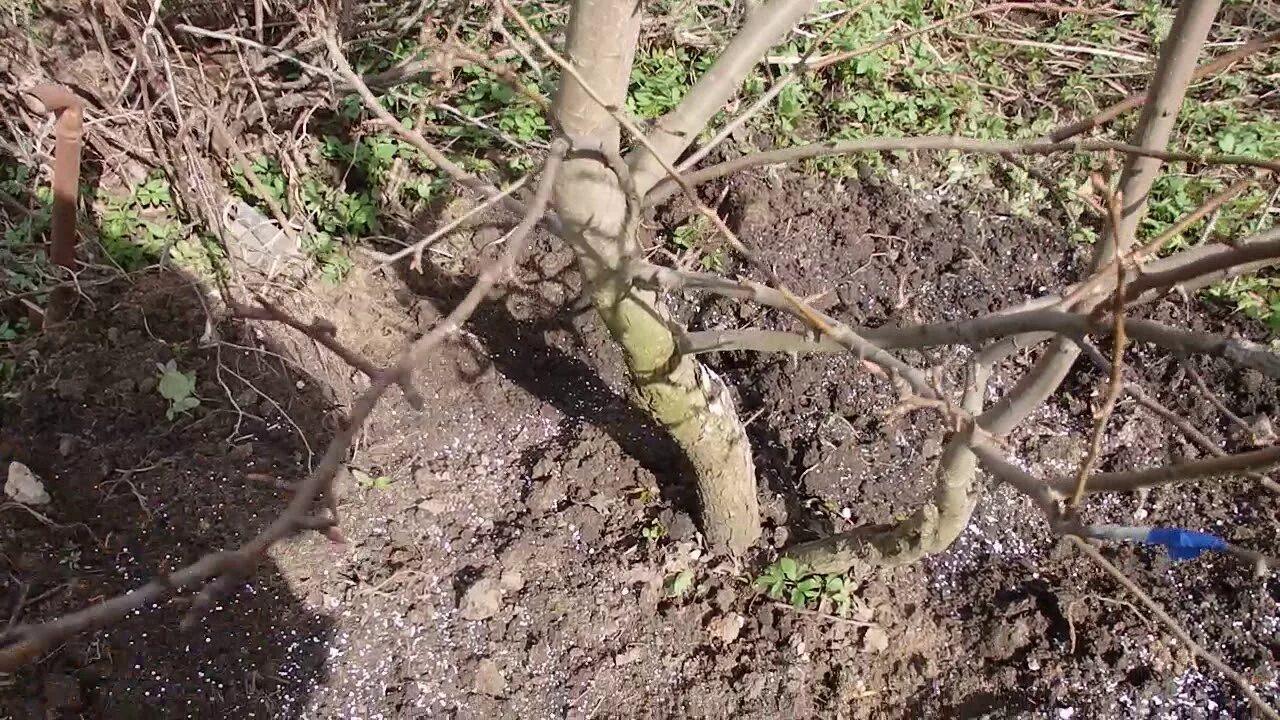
[2, 0, 1280, 714]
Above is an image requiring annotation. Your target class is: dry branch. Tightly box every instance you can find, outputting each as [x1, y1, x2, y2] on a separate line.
[1069, 258, 1128, 507]
[1050, 445, 1280, 496]
[1069, 537, 1280, 720]
[0, 135, 570, 673]
[1107, 0, 1224, 260]
[231, 298, 426, 409]
[647, 136, 1280, 206]
[630, 0, 820, 192]
[323, 30, 561, 234]
[678, 305, 1280, 378]
[1048, 31, 1280, 143]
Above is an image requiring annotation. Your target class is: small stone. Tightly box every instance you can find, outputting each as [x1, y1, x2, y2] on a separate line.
[708, 612, 746, 644]
[530, 456, 557, 479]
[614, 647, 644, 666]
[527, 476, 565, 514]
[57, 436, 77, 457]
[862, 626, 889, 654]
[5, 462, 50, 505]
[472, 658, 507, 697]
[413, 466, 432, 486]
[417, 498, 448, 515]
[499, 570, 525, 593]
[1248, 415, 1276, 447]
[585, 493, 611, 516]
[459, 577, 503, 621]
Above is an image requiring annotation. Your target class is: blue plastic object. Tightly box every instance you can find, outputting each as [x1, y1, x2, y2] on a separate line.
[1144, 528, 1229, 560]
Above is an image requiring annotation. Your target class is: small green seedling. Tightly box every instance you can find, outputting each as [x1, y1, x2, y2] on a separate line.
[627, 485, 660, 505]
[352, 468, 394, 490]
[664, 569, 695, 598]
[640, 519, 667, 544]
[757, 557, 802, 600]
[0, 319, 25, 342]
[155, 360, 200, 420]
[756, 558, 854, 613]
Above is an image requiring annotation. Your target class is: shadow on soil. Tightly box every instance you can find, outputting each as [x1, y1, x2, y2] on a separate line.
[390, 233, 717, 524]
[0, 270, 336, 718]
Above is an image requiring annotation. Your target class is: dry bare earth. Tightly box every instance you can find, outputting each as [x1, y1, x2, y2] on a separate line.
[3, 170, 1278, 718]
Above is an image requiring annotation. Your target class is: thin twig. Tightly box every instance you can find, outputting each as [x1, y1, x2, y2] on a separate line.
[807, 2, 1113, 71]
[1068, 537, 1280, 720]
[363, 174, 530, 271]
[1069, 190, 1129, 507]
[231, 297, 426, 409]
[1182, 360, 1252, 436]
[322, 30, 560, 234]
[677, 6, 861, 171]
[1048, 31, 1280, 142]
[1078, 340, 1280, 494]
[0, 130, 570, 672]
[648, 137, 1280, 206]
[1048, 445, 1280, 496]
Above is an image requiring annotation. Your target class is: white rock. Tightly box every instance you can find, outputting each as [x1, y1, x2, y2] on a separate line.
[708, 612, 745, 644]
[499, 570, 525, 593]
[5, 462, 50, 505]
[472, 658, 507, 696]
[862, 626, 889, 653]
[459, 577, 503, 621]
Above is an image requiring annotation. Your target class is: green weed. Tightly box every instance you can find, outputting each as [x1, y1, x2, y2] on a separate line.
[664, 569, 695, 598]
[352, 467, 394, 490]
[155, 359, 201, 420]
[640, 519, 667, 544]
[755, 557, 853, 614]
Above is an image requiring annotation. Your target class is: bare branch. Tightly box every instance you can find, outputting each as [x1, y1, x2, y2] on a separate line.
[968, 438, 1061, 517]
[1108, 0, 1225, 259]
[1124, 229, 1280, 301]
[647, 136, 1280, 206]
[365, 174, 531, 271]
[231, 297, 426, 409]
[1048, 30, 1280, 143]
[1068, 537, 1280, 720]
[1079, 339, 1280, 493]
[1069, 251, 1128, 507]
[676, 7, 858, 172]
[322, 30, 558, 233]
[631, 262, 938, 398]
[678, 327, 840, 355]
[1048, 445, 1280, 496]
[677, 302, 1280, 378]
[629, 0, 819, 192]
[0, 136, 570, 673]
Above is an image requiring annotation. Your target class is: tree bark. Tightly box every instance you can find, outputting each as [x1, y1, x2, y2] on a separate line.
[553, 0, 760, 553]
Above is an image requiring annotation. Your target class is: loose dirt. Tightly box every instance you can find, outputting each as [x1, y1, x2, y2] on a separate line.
[3, 170, 1277, 719]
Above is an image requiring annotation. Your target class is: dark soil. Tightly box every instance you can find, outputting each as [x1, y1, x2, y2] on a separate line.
[3, 170, 1279, 719]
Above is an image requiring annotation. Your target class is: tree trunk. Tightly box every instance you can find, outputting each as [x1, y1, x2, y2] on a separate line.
[552, 0, 760, 553]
